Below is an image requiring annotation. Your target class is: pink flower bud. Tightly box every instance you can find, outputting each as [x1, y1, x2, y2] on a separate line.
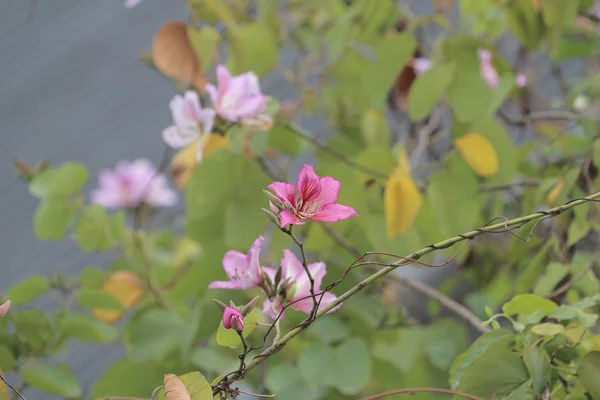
[0, 300, 10, 318]
[222, 306, 245, 331]
[515, 73, 528, 88]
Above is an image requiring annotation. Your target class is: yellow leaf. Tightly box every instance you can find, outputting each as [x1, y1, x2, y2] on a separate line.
[546, 178, 564, 206]
[455, 133, 499, 177]
[164, 374, 191, 400]
[170, 134, 228, 190]
[92, 271, 145, 324]
[384, 170, 423, 239]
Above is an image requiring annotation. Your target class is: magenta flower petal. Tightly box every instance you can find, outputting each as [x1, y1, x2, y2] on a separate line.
[208, 280, 241, 289]
[291, 291, 340, 315]
[222, 251, 247, 278]
[267, 182, 297, 208]
[222, 306, 244, 330]
[297, 164, 322, 201]
[0, 300, 10, 318]
[311, 203, 358, 222]
[279, 209, 304, 228]
[316, 176, 341, 204]
[207, 65, 267, 122]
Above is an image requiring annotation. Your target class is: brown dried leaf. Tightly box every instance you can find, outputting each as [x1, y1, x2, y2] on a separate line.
[152, 21, 206, 91]
[163, 374, 191, 400]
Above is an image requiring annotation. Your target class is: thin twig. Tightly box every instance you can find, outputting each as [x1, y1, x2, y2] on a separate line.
[478, 179, 540, 192]
[213, 190, 600, 395]
[321, 225, 489, 333]
[287, 229, 318, 319]
[0, 374, 26, 400]
[360, 387, 485, 400]
[546, 254, 598, 299]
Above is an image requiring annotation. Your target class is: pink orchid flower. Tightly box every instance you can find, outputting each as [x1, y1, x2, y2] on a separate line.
[124, 0, 144, 8]
[515, 73, 528, 88]
[91, 159, 178, 209]
[477, 49, 499, 88]
[412, 58, 433, 76]
[0, 300, 10, 318]
[222, 306, 245, 331]
[262, 250, 340, 319]
[208, 236, 266, 290]
[267, 164, 358, 228]
[162, 91, 216, 162]
[205, 65, 268, 122]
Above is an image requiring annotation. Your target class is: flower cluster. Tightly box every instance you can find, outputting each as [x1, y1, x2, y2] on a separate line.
[162, 65, 270, 162]
[210, 166, 356, 323]
[91, 159, 178, 209]
[209, 236, 340, 321]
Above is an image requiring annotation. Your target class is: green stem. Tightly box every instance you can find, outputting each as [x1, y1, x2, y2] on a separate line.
[215, 190, 600, 392]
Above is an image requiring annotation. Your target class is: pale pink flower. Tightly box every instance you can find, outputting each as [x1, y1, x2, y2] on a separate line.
[124, 0, 144, 8]
[222, 306, 244, 331]
[477, 48, 499, 88]
[205, 65, 268, 122]
[412, 58, 433, 75]
[91, 159, 178, 209]
[262, 250, 339, 319]
[515, 73, 528, 88]
[162, 91, 216, 161]
[208, 236, 266, 290]
[267, 164, 358, 228]
[0, 300, 10, 318]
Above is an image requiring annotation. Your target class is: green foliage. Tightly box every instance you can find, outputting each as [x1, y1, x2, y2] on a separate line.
[8, 1, 600, 399]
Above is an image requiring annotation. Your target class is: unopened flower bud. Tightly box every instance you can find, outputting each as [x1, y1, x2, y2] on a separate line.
[262, 208, 280, 226]
[515, 73, 528, 88]
[240, 114, 274, 133]
[240, 296, 260, 317]
[213, 299, 227, 311]
[573, 95, 590, 113]
[263, 190, 285, 210]
[222, 306, 244, 331]
[0, 300, 10, 318]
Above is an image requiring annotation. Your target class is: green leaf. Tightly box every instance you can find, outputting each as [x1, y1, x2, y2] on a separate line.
[77, 288, 124, 310]
[266, 362, 321, 400]
[224, 201, 267, 250]
[568, 218, 591, 247]
[72, 205, 125, 251]
[577, 351, 600, 399]
[360, 108, 391, 147]
[408, 62, 456, 121]
[426, 319, 469, 370]
[124, 309, 188, 362]
[353, 146, 396, 185]
[0, 346, 17, 372]
[449, 329, 513, 389]
[308, 318, 350, 345]
[228, 23, 278, 76]
[327, 11, 353, 60]
[187, 25, 220, 72]
[502, 294, 558, 317]
[457, 351, 529, 398]
[190, 347, 238, 373]
[78, 267, 108, 289]
[59, 314, 118, 343]
[298, 343, 337, 387]
[373, 328, 423, 374]
[268, 125, 303, 156]
[249, 130, 270, 156]
[28, 169, 58, 199]
[448, 69, 493, 122]
[22, 363, 81, 398]
[364, 33, 416, 107]
[485, 73, 516, 115]
[549, 306, 578, 320]
[89, 358, 165, 399]
[33, 198, 78, 240]
[523, 346, 550, 395]
[46, 162, 89, 198]
[6, 275, 49, 305]
[216, 308, 261, 348]
[334, 337, 371, 395]
[506, 380, 532, 400]
[530, 323, 565, 337]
